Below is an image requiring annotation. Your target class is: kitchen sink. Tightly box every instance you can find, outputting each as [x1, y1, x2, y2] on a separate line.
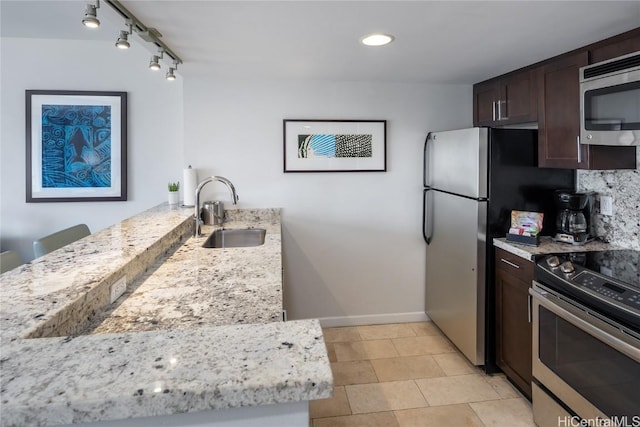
[202, 228, 266, 248]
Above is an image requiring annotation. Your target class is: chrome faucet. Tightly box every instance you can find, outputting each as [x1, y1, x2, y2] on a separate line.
[194, 176, 239, 237]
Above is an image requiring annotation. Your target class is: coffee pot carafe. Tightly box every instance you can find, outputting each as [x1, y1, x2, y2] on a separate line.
[554, 191, 595, 245]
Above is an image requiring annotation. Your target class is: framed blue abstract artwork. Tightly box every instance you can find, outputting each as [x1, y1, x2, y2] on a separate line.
[283, 119, 386, 172]
[26, 90, 127, 202]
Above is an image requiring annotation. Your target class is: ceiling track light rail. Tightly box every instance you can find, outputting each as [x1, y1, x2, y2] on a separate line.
[103, 0, 183, 65]
[82, 0, 183, 79]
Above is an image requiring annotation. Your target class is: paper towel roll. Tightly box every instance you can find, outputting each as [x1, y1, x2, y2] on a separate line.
[183, 166, 198, 207]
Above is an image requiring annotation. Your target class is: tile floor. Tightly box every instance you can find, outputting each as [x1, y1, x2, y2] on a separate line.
[310, 322, 535, 427]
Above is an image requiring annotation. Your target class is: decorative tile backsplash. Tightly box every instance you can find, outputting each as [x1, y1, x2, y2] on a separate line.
[577, 149, 640, 249]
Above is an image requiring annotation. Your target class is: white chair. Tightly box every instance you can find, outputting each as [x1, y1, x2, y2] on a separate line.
[33, 224, 91, 258]
[1, 250, 24, 274]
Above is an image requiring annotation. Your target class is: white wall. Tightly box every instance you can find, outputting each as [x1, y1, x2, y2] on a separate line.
[183, 79, 471, 324]
[1, 36, 472, 324]
[0, 37, 183, 262]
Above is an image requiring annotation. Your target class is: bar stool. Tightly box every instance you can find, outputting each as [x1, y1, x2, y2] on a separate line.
[33, 224, 91, 258]
[1, 250, 24, 274]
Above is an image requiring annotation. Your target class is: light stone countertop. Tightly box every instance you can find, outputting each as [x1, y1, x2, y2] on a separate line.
[0, 204, 333, 426]
[83, 210, 284, 334]
[494, 236, 625, 261]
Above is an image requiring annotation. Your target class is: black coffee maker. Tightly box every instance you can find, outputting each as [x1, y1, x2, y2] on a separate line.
[554, 190, 596, 245]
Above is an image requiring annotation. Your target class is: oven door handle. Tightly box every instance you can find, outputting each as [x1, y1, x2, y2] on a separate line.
[530, 283, 640, 362]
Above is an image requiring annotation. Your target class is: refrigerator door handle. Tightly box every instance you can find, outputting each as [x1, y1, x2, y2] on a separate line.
[422, 188, 433, 245]
[423, 132, 433, 188]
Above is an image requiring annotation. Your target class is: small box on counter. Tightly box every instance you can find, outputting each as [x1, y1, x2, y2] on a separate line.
[506, 232, 540, 246]
[506, 210, 544, 246]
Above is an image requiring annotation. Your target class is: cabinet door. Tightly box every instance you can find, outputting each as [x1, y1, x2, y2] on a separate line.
[500, 70, 537, 124]
[473, 80, 499, 126]
[537, 51, 589, 169]
[495, 248, 533, 399]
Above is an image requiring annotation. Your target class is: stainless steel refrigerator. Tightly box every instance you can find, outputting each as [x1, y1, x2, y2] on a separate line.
[422, 127, 574, 370]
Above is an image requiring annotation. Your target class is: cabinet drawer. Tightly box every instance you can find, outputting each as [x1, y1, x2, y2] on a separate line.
[495, 247, 533, 278]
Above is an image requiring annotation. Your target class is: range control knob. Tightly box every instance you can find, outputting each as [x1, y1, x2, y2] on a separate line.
[546, 256, 561, 268]
[560, 261, 575, 274]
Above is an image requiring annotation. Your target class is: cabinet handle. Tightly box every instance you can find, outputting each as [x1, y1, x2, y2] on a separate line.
[497, 100, 502, 120]
[576, 136, 582, 164]
[492, 101, 496, 121]
[527, 293, 532, 324]
[500, 258, 520, 269]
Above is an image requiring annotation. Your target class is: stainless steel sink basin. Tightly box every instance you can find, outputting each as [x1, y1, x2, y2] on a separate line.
[202, 228, 266, 248]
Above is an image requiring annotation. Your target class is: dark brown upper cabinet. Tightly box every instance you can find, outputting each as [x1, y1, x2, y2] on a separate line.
[473, 69, 537, 127]
[537, 51, 589, 169]
[537, 30, 639, 169]
[473, 27, 639, 170]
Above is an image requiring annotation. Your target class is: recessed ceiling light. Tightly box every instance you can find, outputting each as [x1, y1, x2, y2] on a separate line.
[360, 33, 395, 47]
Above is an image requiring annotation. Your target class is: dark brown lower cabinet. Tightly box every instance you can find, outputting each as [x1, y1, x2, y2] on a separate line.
[495, 247, 533, 399]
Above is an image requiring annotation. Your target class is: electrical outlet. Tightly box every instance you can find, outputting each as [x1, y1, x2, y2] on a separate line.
[600, 195, 613, 216]
[110, 276, 127, 304]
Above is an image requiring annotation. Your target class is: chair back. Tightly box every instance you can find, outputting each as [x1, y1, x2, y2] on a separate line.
[33, 224, 91, 258]
[1, 250, 24, 274]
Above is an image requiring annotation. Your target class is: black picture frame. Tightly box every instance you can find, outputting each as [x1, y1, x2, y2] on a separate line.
[26, 90, 127, 202]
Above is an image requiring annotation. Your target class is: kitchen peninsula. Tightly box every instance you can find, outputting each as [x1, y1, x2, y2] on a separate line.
[0, 204, 332, 426]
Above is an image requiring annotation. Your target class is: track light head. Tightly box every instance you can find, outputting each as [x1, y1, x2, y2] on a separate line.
[166, 67, 176, 81]
[115, 31, 130, 49]
[82, 4, 100, 28]
[149, 55, 161, 70]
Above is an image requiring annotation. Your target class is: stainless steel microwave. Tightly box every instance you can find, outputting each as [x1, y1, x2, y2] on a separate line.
[579, 51, 640, 146]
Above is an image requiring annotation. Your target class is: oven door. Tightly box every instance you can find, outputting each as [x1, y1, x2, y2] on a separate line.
[530, 282, 640, 419]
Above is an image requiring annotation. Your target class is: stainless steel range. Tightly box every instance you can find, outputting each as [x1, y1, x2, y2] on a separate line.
[530, 250, 640, 426]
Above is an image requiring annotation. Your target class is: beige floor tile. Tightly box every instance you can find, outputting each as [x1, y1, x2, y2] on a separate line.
[432, 353, 478, 376]
[313, 411, 399, 427]
[331, 360, 379, 385]
[371, 355, 445, 381]
[470, 397, 535, 426]
[416, 374, 501, 406]
[334, 339, 399, 362]
[357, 323, 417, 340]
[394, 403, 485, 427]
[325, 342, 337, 362]
[309, 386, 351, 418]
[485, 375, 521, 399]
[407, 321, 442, 336]
[323, 327, 362, 343]
[392, 335, 456, 356]
[345, 380, 428, 414]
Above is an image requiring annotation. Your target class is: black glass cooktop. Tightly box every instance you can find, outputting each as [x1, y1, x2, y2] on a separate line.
[557, 250, 639, 289]
[534, 249, 640, 331]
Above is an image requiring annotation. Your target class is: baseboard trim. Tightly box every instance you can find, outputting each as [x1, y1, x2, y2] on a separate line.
[317, 312, 430, 328]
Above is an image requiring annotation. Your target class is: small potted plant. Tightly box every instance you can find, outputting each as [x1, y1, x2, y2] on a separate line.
[168, 181, 180, 205]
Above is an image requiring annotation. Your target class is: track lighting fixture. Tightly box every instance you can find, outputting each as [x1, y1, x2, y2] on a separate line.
[115, 19, 133, 49]
[82, 1, 100, 28]
[115, 31, 130, 49]
[149, 49, 164, 70]
[149, 56, 161, 70]
[166, 61, 179, 81]
[82, 0, 183, 81]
